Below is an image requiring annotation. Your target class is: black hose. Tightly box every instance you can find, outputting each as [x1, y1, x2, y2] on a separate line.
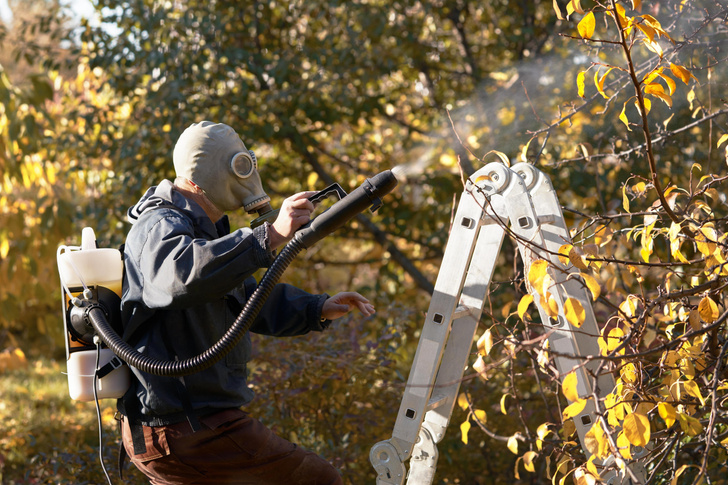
[89, 239, 304, 377]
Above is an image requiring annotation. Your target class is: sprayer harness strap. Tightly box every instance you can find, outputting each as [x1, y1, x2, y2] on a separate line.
[96, 355, 124, 379]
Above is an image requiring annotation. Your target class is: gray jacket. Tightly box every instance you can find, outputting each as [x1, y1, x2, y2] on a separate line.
[119, 180, 329, 424]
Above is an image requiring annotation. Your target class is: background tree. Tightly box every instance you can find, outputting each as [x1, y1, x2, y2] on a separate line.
[0, 0, 726, 483]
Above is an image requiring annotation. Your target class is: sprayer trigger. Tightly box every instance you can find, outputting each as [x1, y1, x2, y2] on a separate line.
[370, 198, 383, 212]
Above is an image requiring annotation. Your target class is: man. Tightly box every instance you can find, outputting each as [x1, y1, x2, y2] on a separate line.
[118, 121, 373, 484]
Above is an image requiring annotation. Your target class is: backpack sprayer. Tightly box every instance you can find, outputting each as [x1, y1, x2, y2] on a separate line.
[57, 170, 398, 399]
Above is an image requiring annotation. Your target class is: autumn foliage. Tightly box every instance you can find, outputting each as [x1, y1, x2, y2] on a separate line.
[1, 0, 727, 484]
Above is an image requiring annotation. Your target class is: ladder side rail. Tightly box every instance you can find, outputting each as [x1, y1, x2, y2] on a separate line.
[513, 163, 616, 396]
[511, 164, 646, 483]
[492, 163, 605, 456]
[407, 212, 509, 485]
[370, 183, 491, 485]
[421, 213, 508, 439]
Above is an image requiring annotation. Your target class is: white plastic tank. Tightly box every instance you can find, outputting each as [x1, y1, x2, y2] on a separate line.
[57, 227, 130, 401]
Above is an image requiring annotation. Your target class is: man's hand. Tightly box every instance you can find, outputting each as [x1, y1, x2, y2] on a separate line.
[322, 292, 376, 321]
[270, 192, 316, 249]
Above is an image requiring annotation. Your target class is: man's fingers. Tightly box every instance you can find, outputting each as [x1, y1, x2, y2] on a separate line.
[354, 300, 375, 316]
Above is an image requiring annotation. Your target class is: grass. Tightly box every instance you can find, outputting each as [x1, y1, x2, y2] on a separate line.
[0, 357, 147, 484]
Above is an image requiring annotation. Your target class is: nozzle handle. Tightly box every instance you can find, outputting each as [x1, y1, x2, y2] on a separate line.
[308, 183, 347, 205]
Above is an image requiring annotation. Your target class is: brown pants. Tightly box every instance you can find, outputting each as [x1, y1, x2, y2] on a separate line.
[121, 409, 343, 485]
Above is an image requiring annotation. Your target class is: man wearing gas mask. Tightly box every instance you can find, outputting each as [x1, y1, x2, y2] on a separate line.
[117, 121, 373, 484]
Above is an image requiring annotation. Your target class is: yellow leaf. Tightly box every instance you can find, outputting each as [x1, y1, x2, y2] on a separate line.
[473, 409, 487, 423]
[621, 363, 638, 384]
[635, 96, 651, 116]
[558, 244, 572, 266]
[562, 371, 581, 402]
[619, 101, 631, 131]
[523, 451, 538, 472]
[681, 357, 696, 380]
[623, 412, 650, 447]
[568, 246, 589, 271]
[562, 418, 576, 438]
[636, 21, 656, 41]
[520, 137, 534, 163]
[669, 63, 695, 84]
[564, 298, 586, 328]
[0, 238, 8, 259]
[616, 430, 632, 459]
[658, 402, 676, 427]
[594, 67, 613, 99]
[678, 413, 703, 436]
[473, 354, 489, 381]
[563, 398, 587, 420]
[518, 294, 534, 320]
[622, 184, 630, 212]
[460, 420, 471, 444]
[484, 149, 510, 167]
[537, 422, 552, 441]
[659, 72, 677, 95]
[645, 83, 672, 107]
[457, 392, 469, 411]
[477, 329, 493, 356]
[578, 11, 596, 39]
[696, 225, 717, 255]
[594, 225, 613, 246]
[672, 465, 699, 485]
[582, 274, 601, 301]
[528, 260, 550, 294]
[507, 434, 519, 454]
[717, 133, 728, 149]
[631, 0, 642, 11]
[600, 327, 625, 356]
[584, 421, 610, 458]
[684, 380, 705, 406]
[698, 296, 719, 323]
[566, 0, 585, 16]
[553, 0, 565, 20]
[586, 456, 601, 479]
[643, 38, 664, 57]
[577, 70, 586, 97]
[544, 292, 560, 319]
[611, 3, 629, 28]
[501, 393, 510, 414]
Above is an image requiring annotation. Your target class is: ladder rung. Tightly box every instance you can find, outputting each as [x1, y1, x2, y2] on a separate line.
[537, 214, 556, 225]
[452, 305, 471, 319]
[426, 392, 449, 412]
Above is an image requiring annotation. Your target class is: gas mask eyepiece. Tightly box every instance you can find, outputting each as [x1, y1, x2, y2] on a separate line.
[231, 150, 257, 179]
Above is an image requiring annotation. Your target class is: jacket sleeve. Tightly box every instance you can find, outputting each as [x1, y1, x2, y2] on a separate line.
[243, 281, 330, 336]
[132, 208, 274, 309]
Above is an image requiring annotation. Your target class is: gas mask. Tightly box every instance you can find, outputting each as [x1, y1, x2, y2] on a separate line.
[173, 121, 271, 213]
